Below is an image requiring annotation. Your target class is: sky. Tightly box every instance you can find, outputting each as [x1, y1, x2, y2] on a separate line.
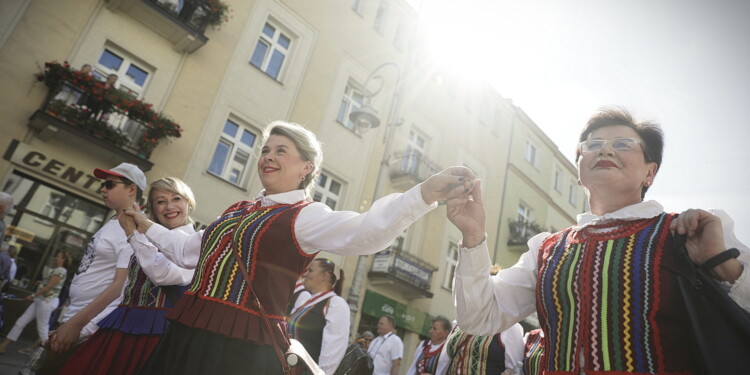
[418, 0, 750, 245]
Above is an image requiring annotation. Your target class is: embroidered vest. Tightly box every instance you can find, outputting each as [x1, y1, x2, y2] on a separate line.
[536, 213, 695, 374]
[522, 329, 544, 375]
[415, 339, 444, 374]
[121, 255, 174, 309]
[445, 326, 506, 375]
[167, 200, 317, 344]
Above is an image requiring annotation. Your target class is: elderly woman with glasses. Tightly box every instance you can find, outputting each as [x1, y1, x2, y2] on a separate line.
[447, 108, 749, 375]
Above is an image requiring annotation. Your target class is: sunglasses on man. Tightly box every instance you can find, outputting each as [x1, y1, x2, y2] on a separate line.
[99, 180, 127, 190]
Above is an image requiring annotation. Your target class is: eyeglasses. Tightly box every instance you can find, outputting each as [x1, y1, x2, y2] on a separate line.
[578, 137, 641, 153]
[99, 180, 127, 190]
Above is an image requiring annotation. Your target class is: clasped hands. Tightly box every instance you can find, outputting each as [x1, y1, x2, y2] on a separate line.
[117, 202, 153, 236]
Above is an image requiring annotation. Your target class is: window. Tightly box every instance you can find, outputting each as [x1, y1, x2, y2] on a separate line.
[525, 141, 537, 167]
[393, 20, 407, 51]
[208, 119, 258, 185]
[352, 0, 365, 15]
[336, 82, 365, 132]
[479, 96, 492, 126]
[442, 242, 459, 290]
[313, 172, 343, 210]
[95, 48, 151, 98]
[568, 181, 578, 206]
[518, 203, 533, 224]
[553, 168, 563, 192]
[250, 21, 292, 80]
[403, 128, 427, 174]
[373, 1, 387, 34]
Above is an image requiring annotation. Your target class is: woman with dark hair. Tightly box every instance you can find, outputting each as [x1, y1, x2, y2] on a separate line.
[58, 177, 196, 375]
[287, 258, 349, 374]
[448, 108, 749, 374]
[0, 251, 70, 354]
[122, 121, 475, 374]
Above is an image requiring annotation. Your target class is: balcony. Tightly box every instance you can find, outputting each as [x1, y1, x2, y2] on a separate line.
[368, 246, 437, 299]
[508, 219, 547, 246]
[30, 63, 182, 171]
[388, 151, 442, 190]
[107, 0, 228, 53]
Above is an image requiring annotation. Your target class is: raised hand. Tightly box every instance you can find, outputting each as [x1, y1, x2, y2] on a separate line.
[670, 208, 725, 264]
[420, 167, 476, 205]
[121, 202, 153, 233]
[446, 180, 486, 248]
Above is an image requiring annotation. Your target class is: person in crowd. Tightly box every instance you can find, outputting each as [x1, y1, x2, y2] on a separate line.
[0, 192, 12, 241]
[368, 315, 404, 375]
[58, 177, 196, 375]
[448, 108, 749, 374]
[521, 329, 544, 375]
[37, 162, 146, 374]
[356, 331, 375, 350]
[0, 251, 70, 355]
[405, 316, 451, 375]
[0, 245, 11, 289]
[119, 120, 474, 374]
[87, 73, 118, 119]
[288, 258, 350, 375]
[287, 277, 309, 315]
[8, 247, 17, 283]
[435, 266, 525, 375]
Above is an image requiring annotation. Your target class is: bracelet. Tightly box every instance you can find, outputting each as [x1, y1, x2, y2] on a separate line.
[701, 248, 740, 271]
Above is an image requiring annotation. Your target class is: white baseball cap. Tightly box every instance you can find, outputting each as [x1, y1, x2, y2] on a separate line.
[93, 163, 147, 191]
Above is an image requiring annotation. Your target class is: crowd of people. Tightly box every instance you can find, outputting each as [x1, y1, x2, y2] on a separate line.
[0, 109, 747, 374]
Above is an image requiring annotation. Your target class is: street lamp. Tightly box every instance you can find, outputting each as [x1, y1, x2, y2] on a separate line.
[345, 61, 404, 324]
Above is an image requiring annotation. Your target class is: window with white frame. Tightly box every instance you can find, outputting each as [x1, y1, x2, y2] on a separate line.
[554, 167, 563, 192]
[525, 141, 537, 167]
[208, 119, 258, 185]
[313, 172, 343, 210]
[352, 0, 365, 15]
[336, 82, 365, 132]
[95, 48, 151, 98]
[442, 242, 459, 290]
[249, 21, 292, 80]
[518, 203, 533, 223]
[568, 180, 578, 206]
[403, 127, 427, 174]
[479, 96, 492, 126]
[373, 0, 388, 34]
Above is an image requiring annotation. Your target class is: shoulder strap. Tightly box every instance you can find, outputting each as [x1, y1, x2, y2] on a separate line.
[231, 249, 292, 373]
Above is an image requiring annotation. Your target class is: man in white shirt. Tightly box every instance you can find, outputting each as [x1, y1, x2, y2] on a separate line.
[368, 315, 404, 375]
[406, 316, 450, 375]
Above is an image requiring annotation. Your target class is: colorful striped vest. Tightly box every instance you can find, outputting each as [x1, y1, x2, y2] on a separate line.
[445, 326, 506, 375]
[522, 329, 544, 375]
[536, 213, 695, 374]
[166, 200, 317, 345]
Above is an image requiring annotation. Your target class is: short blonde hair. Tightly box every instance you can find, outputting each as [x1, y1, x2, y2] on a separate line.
[147, 177, 196, 224]
[261, 121, 323, 198]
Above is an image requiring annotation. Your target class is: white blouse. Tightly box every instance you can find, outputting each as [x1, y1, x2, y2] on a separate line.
[127, 224, 195, 286]
[143, 184, 436, 269]
[454, 200, 750, 337]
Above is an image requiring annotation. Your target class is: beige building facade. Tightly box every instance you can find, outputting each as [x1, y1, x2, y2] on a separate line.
[0, 0, 584, 371]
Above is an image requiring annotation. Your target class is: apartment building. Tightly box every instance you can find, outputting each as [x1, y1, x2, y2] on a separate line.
[0, 0, 583, 370]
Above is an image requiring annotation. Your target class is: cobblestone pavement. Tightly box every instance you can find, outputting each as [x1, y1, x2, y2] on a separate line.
[0, 338, 37, 375]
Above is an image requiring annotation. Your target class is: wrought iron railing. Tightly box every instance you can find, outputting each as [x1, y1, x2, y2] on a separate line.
[389, 151, 442, 183]
[148, 0, 222, 32]
[508, 219, 547, 245]
[371, 246, 437, 291]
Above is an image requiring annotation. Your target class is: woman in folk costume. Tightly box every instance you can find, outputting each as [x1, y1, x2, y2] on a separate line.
[405, 316, 451, 375]
[122, 121, 476, 374]
[287, 258, 349, 375]
[448, 108, 749, 374]
[434, 266, 525, 375]
[59, 177, 196, 375]
[522, 329, 545, 375]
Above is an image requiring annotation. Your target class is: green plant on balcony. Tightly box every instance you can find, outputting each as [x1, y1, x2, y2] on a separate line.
[200, 0, 231, 28]
[36, 61, 182, 157]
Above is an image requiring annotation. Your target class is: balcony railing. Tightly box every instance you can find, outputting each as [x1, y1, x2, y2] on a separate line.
[508, 219, 547, 246]
[369, 246, 437, 298]
[388, 151, 442, 188]
[29, 81, 165, 170]
[107, 0, 229, 52]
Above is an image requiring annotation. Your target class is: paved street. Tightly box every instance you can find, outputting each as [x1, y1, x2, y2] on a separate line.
[0, 338, 37, 375]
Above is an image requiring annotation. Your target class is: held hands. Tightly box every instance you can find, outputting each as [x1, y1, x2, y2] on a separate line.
[119, 202, 153, 234]
[421, 167, 477, 205]
[446, 180, 486, 249]
[47, 320, 83, 353]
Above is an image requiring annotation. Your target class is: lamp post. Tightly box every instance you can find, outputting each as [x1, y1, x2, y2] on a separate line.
[345, 61, 404, 327]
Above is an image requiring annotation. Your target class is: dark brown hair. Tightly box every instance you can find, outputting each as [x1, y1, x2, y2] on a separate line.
[314, 258, 344, 296]
[576, 107, 664, 198]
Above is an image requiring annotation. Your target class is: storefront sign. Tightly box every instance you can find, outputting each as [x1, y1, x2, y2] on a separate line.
[4, 225, 35, 242]
[392, 255, 432, 287]
[3, 139, 101, 195]
[362, 290, 432, 335]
